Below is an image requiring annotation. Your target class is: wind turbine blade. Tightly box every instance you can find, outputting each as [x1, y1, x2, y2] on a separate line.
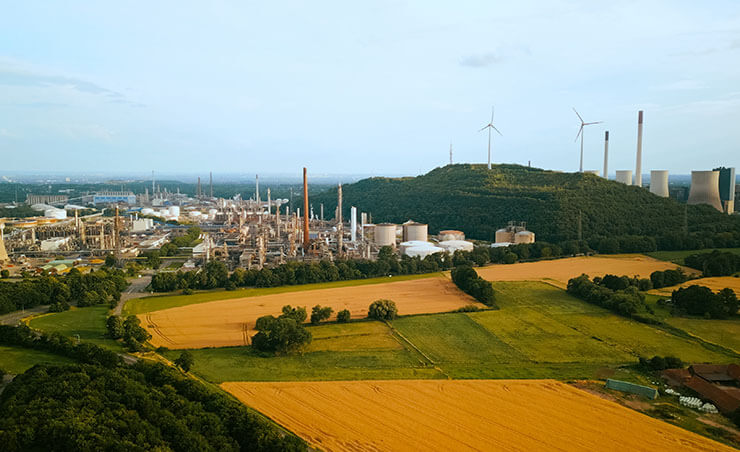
[574, 125, 583, 142]
[585, 121, 603, 125]
[573, 107, 584, 123]
[491, 106, 495, 123]
[479, 125, 490, 132]
[492, 125, 503, 136]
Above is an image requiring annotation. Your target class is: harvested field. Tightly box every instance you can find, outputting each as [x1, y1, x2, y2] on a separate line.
[223, 379, 734, 452]
[143, 276, 480, 349]
[649, 276, 740, 296]
[476, 255, 696, 288]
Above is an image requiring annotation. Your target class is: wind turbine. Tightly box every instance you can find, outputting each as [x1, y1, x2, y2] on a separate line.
[480, 107, 502, 170]
[573, 108, 602, 173]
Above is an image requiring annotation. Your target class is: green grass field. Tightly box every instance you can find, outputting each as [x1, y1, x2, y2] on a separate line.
[665, 317, 740, 354]
[123, 273, 440, 316]
[0, 345, 73, 375]
[645, 248, 740, 265]
[169, 281, 738, 383]
[28, 306, 122, 351]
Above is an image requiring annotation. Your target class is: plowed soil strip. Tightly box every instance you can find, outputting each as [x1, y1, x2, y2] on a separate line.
[222, 379, 734, 452]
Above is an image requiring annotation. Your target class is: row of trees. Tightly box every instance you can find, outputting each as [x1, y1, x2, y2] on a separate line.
[671, 285, 738, 319]
[566, 274, 650, 317]
[451, 266, 496, 307]
[684, 250, 740, 277]
[0, 268, 128, 315]
[650, 269, 689, 289]
[106, 315, 153, 351]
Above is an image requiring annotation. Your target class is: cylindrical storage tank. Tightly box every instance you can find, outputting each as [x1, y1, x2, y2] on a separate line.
[437, 240, 474, 253]
[615, 170, 633, 185]
[375, 223, 396, 247]
[439, 230, 465, 241]
[158, 209, 169, 217]
[44, 208, 67, 219]
[208, 208, 218, 220]
[688, 170, 722, 211]
[403, 222, 428, 242]
[168, 206, 180, 217]
[514, 230, 535, 244]
[189, 211, 202, 218]
[495, 229, 514, 243]
[399, 240, 431, 254]
[404, 245, 444, 258]
[141, 208, 155, 216]
[649, 170, 669, 198]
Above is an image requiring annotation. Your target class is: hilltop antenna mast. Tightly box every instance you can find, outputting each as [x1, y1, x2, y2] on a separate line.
[479, 106, 502, 170]
[449, 142, 453, 165]
[573, 108, 602, 173]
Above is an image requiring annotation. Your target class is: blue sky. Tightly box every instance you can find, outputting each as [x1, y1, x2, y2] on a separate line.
[1, 1, 739, 176]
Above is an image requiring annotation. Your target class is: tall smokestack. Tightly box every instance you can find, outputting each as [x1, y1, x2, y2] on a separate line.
[267, 188, 271, 216]
[209, 171, 213, 198]
[350, 206, 357, 242]
[255, 175, 260, 203]
[337, 184, 343, 256]
[634, 110, 643, 187]
[303, 168, 309, 248]
[603, 131, 609, 179]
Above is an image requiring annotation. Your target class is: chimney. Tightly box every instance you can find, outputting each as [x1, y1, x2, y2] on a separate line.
[303, 168, 310, 248]
[635, 111, 643, 187]
[603, 131, 609, 179]
[337, 184, 343, 256]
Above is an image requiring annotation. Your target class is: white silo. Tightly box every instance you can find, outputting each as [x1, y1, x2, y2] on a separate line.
[350, 206, 357, 242]
[495, 228, 514, 243]
[375, 223, 397, 248]
[649, 170, 669, 198]
[687, 170, 722, 211]
[141, 208, 155, 216]
[514, 230, 535, 244]
[169, 206, 181, 218]
[437, 240, 474, 253]
[402, 221, 428, 242]
[615, 170, 633, 185]
[439, 230, 465, 241]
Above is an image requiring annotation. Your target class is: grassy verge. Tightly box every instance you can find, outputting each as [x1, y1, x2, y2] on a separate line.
[123, 272, 441, 316]
[0, 345, 73, 375]
[27, 306, 123, 352]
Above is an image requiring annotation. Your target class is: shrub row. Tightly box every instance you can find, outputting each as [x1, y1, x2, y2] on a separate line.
[451, 266, 496, 307]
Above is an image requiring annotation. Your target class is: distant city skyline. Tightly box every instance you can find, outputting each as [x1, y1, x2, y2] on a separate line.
[1, 1, 739, 176]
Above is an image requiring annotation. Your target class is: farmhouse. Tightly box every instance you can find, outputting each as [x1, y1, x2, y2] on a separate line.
[662, 364, 740, 414]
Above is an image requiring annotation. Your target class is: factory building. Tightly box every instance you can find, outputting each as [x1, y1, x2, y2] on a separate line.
[26, 194, 68, 205]
[93, 191, 137, 205]
[687, 170, 723, 211]
[495, 221, 535, 245]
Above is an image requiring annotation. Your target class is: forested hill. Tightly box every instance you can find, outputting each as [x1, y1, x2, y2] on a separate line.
[311, 164, 740, 244]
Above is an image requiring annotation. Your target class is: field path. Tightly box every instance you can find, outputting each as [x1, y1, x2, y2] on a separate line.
[142, 276, 481, 349]
[223, 379, 735, 452]
[477, 255, 696, 288]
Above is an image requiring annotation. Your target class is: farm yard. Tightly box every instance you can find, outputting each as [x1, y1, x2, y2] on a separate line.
[142, 275, 481, 349]
[476, 254, 696, 287]
[222, 379, 735, 452]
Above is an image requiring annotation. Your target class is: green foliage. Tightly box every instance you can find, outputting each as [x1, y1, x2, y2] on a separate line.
[0, 270, 9, 279]
[104, 253, 117, 268]
[567, 274, 650, 317]
[174, 350, 195, 372]
[451, 265, 497, 306]
[672, 285, 739, 319]
[310, 164, 740, 247]
[170, 226, 202, 248]
[123, 315, 152, 344]
[368, 299, 398, 320]
[684, 250, 740, 277]
[105, 315, 125, 339]
[336, 309, 351, 323]
[650, 268, 688, 289]
[0, 362, 306, 452]
[281, 305, 307, 323]
[142, 250, 162, 269]
[310, 305, 333, 324]
[252, 316, 312, 354]
[638, 355, 684, 371]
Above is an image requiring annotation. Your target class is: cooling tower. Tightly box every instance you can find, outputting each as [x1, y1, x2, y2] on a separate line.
[649, 170, 669, 197]
[615, 170, 632, 185]
[687, 170, 722, 211]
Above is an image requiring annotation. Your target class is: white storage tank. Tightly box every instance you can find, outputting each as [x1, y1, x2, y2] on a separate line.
[438, 240, 474, 253]
[141, 208, 155, 216]
[208, 208, 218, 220]
[514, 230, 535, 244]
[495, 228, 514, 243]
[615, 170, 633, 185]
[399, 240, 432, 254]
[168, 206, 180, 218]
[402, 221, 428, 242]
[189, 211, 202, 218]
[44, 208, 67, 219]
[438, 230, 465, 241]
[404, 244, 444, 258]
[649, 170, 669, 198]
[375, 223, 397, 247]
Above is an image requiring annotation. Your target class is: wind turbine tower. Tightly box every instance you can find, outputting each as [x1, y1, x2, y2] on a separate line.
[449, 143, 453, 165]
[479, 107, 502, 170]
[573, 108, 602, 173]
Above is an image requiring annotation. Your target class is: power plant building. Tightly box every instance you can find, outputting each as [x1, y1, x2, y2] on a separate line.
[615, 170, 633, 185]
[715, 167, 736, 214]
[93, 191, 137, 205]
[495, 221, 535, 245]
[649, 170, 669, 198]
[687, 170, 723, 211]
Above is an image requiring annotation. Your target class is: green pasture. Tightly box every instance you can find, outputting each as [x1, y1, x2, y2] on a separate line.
[0, 345, 73, 375]
[28, 306, 122, 351]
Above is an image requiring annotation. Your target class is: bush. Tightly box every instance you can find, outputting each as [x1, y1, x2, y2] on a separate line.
[567, 274, 650, 318]
[451, 265, 497, 307]
[0, 367, 5, 379]
[310, 305, 333, 324]
[455, 304, 482, 312]
[48, 301, 70, 313]
[0, 269, 9, 278]
[281, 305, 307, 323]
[368, 299, 398, 321]
[105, 315, 125, 339]
[639, 355, 683, 371]
[336, 309, 351, 323]
[252, 316, 312, 354]
[174, 351, 194, 372]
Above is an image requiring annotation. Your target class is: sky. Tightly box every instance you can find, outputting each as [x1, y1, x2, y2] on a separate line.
[1, 1, 739, 177]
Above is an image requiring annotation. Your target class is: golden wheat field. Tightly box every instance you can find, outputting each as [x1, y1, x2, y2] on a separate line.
[142, 276, 481, 349]
[222, 379, 733, 452]
[649, 276, 740, 296]
[476, 255, 696, 288]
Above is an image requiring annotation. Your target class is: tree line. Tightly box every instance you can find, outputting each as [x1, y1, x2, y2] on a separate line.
[451, 266, 496, 307]
[684, 250, 740, 277]
[0, 268, 128, 315]
[566, 274, 652, 318]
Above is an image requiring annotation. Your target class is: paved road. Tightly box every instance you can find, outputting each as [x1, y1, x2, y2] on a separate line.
[0, 305, 49, 326]
[113, 275, 152, 316]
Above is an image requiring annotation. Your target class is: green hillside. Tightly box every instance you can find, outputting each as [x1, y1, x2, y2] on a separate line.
[311, 164, 740, 244]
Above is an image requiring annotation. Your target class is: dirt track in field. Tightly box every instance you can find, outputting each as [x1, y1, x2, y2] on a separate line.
[142, 276, 480, 349]
[222, 379, 733, 452]
[476, 255, 696, 288]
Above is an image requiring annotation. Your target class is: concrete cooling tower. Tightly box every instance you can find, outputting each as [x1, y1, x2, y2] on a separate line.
[615, 170, 632, 185]
[649, 170, 669, 197]
[687, 170, 722, 211]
